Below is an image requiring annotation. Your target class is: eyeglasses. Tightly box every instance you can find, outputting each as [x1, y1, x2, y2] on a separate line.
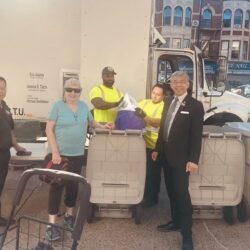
[64, 88, 82, 93]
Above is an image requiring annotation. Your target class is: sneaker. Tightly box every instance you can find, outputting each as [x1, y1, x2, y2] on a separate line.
[45, 225, 61, 241]
[63, 215, 75, 230]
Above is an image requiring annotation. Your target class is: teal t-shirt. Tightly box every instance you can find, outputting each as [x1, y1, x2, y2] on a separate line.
[48, 100, 93, 156]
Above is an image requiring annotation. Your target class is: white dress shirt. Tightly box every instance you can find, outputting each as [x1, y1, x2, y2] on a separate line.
[167, 92, 188, 136]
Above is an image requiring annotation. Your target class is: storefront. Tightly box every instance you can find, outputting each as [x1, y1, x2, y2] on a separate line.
[227, 62, 250, 87]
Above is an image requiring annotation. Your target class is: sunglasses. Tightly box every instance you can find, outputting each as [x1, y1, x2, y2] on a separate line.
[64, 88, 82, 93]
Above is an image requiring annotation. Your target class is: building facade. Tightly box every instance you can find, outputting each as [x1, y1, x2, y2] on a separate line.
[155, 0, 193, 48]
[222, 0, 250, 85]
[155, 0, 250, 86]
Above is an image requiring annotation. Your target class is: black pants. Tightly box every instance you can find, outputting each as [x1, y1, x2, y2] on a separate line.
[48, 155, 84, 215]
[163, 157, 193, 239]
[0, 149, 11, 198]
[0, 149, 10, 216]
[143, 148, 161, 201]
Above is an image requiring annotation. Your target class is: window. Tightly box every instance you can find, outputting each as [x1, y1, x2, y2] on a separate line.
[174, 6, 183, 26]
[202, 9, 212, 27]
[185, 7, 192, 27]
[221, 41, 229, 58]
[223, 9, 232, 28]
[183, 39, 190, 48]
[163, 6, 172, 26]
[160, 38, 170, 48]
[243, 41, 248, 60]
[234, 9, 243, 28]
[245, 10, 250, 29]
[172, 38, 181, 49]
[231, 41, 241, 59]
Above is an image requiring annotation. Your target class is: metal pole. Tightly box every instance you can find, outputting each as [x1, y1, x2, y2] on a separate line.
[197, 0, 203, 48]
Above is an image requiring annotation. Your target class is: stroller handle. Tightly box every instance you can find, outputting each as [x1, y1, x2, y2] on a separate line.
[13, 168, 90, 206]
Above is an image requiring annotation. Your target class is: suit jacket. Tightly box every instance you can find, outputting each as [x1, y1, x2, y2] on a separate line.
[155, 94, 204, 167]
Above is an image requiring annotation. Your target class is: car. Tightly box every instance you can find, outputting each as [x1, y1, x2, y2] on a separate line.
[231, 84, 250, 98]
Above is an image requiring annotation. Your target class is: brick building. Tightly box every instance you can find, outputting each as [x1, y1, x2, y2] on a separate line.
[155, 0, 250, 85]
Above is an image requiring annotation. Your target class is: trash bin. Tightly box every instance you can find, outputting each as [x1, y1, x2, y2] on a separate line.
[225, 122, 250, 222]
[190, 125, 245, 224]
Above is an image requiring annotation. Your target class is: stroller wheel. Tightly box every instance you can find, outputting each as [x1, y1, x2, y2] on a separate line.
[87, 202, 95, 223]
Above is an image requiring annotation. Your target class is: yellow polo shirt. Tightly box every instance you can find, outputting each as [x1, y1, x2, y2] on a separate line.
[139, 99, 164, 149]
[89, 84, 123, 122]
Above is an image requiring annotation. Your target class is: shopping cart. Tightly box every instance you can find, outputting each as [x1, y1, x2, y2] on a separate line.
[86, 129, 146, 224]
[0, 168, 91, 250]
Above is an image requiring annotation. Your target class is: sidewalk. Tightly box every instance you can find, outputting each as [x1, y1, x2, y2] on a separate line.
[1, 168, 250, 250]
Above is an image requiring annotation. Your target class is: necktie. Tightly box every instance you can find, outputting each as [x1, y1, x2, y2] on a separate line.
[163, 97, 179, 141]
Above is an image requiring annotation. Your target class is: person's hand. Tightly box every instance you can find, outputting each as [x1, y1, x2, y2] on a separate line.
[152, 151, 158, 161]
[116, 96, 124, 106]
[186, 162, 198, 172]
[135, 107, 147, 119]
[14, 144, 26, 152]
[52, 152, 61, 165]
[104, 122, 115, 129]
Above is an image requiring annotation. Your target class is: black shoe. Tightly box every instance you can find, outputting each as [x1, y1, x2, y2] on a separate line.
[141, 198, 158, 208]
[182, 237, 193, 250]
[157, 221, 181, 232]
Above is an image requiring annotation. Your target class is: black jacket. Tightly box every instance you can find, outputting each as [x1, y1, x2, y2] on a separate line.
[155, 94, 204, 167]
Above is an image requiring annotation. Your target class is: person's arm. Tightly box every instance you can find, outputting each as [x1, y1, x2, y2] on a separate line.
[143, 116, 161, 128]
[91, 97, 122, 110]
[45, 120, 61, 164]
[186, 101, 204, 172]
[11, 131, 26, 152]
[89, 120, 115, 129]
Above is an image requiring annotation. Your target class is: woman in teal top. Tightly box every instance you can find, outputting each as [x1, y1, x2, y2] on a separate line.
[45, 78, 110, 241]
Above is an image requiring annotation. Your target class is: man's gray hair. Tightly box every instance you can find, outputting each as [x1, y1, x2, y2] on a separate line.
[64, 78, 81, 88]
[170, 71, 189, 83]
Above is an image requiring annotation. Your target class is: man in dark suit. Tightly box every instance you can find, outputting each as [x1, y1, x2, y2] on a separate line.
[152, 71, 204, 250]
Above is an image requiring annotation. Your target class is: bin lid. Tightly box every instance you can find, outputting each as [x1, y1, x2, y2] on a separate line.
[225, 122, 250, 137]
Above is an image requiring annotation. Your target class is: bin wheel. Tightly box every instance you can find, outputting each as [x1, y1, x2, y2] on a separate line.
[237, 196, 250, 223]
[223, 206, 237, 225]
[132, 204, 142, 225]
[87, 202, 95, 223]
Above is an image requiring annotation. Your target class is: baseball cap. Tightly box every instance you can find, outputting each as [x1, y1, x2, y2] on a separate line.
[102, 66, 117, 75]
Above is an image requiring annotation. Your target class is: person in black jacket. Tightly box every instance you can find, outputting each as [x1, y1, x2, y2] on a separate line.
[152, 71, 204, 250]
[0, 76, 26, 226]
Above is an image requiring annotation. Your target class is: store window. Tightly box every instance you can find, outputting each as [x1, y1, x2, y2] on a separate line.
[221, 40, 229, 58]
[234, 9, 243, 28]
[245, 10, 250, 29]
[163, 6, 172, 26]
[185, 7, 192, 27]
[183, 39, 190, 48]
[231, 41, 241, 59]
[202, 9, 212, 27]
[243, 41, 248, 60]
[172, 38, 181, 49]
[174, 6, 183, 26]
[223, 9, 232, 28]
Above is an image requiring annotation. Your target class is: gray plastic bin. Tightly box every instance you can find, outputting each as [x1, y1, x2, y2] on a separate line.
[225, 123, 250, 165]
[86, 129, 146, 224]
[190, 125, 245, 223]
[225, 123, 250, 220]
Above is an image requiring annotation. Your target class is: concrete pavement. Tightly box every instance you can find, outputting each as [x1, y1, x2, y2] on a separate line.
[1, 168, 250, 250]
